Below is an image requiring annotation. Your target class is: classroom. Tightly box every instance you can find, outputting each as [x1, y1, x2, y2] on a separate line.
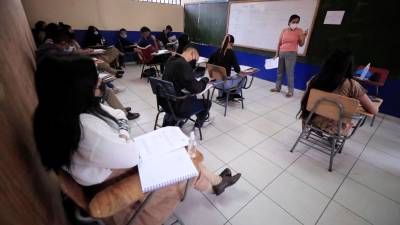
[1, 0, 400, 225]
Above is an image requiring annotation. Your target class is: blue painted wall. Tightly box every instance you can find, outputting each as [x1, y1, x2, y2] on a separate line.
[196, 44, 400, 118]
[72, 29, 399, 118]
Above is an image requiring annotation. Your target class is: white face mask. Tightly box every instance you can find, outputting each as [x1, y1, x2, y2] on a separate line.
[64, 46, 74, 52]
[94, 31, 99, 35]
[289, 23, 298, 30]
[121, 34, 128, 39]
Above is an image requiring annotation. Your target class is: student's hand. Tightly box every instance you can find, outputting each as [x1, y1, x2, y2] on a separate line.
[304, 29, 309, 37]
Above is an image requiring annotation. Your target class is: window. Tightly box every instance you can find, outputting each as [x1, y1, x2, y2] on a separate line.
[139, 0, 181, 5]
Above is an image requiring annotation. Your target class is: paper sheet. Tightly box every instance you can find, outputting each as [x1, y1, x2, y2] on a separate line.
[324, 11, 345, 25]
[134, 126, 189, 160]
[197, 57, 209, 64]
[265, 58, 279, 70]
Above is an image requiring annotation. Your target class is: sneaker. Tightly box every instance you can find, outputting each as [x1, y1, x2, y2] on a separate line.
[270, 88, 280, 92]
[126, 112, 140, 120]
[285, 92, 293, 98]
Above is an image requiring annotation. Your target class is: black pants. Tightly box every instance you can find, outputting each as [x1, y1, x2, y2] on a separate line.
[162, 97, 212, 127]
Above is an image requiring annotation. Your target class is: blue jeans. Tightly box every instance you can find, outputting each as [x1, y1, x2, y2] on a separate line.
[213, 76, 245, 96]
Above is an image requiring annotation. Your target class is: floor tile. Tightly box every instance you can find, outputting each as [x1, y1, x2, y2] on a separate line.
[317, 201, 371, 225]
[264, 110, 297, 127]
[175, 188, 227, 225]
[360, 146, 400, 176]
[202, 134, 249, 163]
[287, 155, 346, 197]
[212, 115, 243, 133]
[247, 117, 284, 136]
[229, 151, 283, 190]
[350, 160, 400, 203]
[253, 138, 304, 169]
[264, 172, 330, 225]
[230, 194, 301, 225]
[334, 178, 400, 225]
[227, 125, 268, 148]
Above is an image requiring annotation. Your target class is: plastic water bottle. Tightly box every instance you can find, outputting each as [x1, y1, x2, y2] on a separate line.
[188, 131, 197, 158]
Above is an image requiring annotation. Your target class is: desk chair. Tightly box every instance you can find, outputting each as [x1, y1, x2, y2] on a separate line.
[137, 46, 161, 80]
[290, 89, 365, 172]
[57, 170, 153, 225]
[207, 64, 247, 117]
[355, 66, 389, 126]
[149, 77, 204, 140]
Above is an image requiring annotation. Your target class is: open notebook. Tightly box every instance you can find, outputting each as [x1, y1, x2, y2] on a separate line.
[138, 148, 198, 193]
[135, 127, 198, 192]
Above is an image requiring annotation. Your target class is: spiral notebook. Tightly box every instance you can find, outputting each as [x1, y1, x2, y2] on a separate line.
[138, 148, 199, 193]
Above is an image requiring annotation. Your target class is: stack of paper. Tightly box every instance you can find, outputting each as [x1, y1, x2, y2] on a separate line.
[265, 58, 279, 70]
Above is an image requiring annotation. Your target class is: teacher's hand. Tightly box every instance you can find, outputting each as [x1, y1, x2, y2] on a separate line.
[304, 29, 309, 37]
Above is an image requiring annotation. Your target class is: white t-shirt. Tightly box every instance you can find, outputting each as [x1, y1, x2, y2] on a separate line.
[64, 104, 139, 186]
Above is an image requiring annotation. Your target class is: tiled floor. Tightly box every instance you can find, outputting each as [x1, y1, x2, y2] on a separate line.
[115, 64, 400, 225]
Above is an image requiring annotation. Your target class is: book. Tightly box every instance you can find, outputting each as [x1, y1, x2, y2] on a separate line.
[138, 148, 199, 193]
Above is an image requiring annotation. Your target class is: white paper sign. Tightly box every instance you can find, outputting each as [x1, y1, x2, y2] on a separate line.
[324, 11, 345, 25]
[265, 58, 279, 70]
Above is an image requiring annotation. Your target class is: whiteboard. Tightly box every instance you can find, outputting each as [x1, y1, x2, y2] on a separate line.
[227, 0, 319, 56]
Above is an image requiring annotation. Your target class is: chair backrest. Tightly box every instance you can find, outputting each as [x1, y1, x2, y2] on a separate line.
[148, 77, 178, 102]
[137, 45, 155, 64]
[207, 63, 227, 80]
[307, 89, 359, 123]
[357, 65, 389, 86]
[57, 170, 90, 211]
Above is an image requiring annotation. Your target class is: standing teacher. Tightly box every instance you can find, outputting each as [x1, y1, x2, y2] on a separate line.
[270, 14, 308, 97]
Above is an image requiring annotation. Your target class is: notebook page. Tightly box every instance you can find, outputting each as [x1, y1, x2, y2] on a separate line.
[138, 148, 199, 192]
[135, 126, 189, 160]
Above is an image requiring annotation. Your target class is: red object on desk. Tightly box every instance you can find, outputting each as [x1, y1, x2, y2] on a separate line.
[355, 66, 389, 96]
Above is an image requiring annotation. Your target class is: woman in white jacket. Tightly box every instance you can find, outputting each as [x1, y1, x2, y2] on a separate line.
[33, 54, 240, 225]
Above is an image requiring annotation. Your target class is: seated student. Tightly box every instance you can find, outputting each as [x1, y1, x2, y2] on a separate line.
[59, 24, 124, 78]
[208, 34, 245, 100]
[34, 55, 241, 225]
[36, 28, 136, 118]
[137, 26, 170, 73]
[157, 25, 176, 50]
[161, 45, 212, 128]
[115, 28, 140, 65]
[177, 33, 190, 54]
[298, 49, 378, 134]
[84, 25, 123, 70]
[32, 20, 47, 47]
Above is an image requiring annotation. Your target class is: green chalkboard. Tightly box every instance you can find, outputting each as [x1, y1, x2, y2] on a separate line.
[184, 2, 228, 46]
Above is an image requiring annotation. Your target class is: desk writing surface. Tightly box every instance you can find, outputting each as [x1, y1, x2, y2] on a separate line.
[357, 98, 383, 117]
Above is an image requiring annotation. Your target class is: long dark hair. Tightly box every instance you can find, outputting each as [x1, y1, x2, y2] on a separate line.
[219, 34, 235, 56]
[34, 55, 118, 171]
[298, 49, 354, 119]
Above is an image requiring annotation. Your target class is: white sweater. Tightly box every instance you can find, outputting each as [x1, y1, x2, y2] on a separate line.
[64, 104, 139, 186]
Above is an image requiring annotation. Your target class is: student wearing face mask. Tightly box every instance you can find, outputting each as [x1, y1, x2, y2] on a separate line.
[208, 34, 245, 100]
[161, 45, 212, 128]
[116, 28, 141, 66]
[271, 14, 308, 97]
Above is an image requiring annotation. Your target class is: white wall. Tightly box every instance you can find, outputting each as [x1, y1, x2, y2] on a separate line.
[21, 0, 184, 31]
